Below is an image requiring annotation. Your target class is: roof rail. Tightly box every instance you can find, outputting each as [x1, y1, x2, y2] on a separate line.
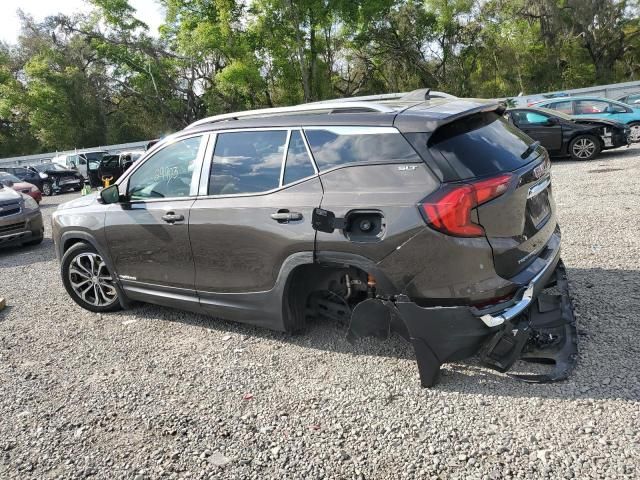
[185, 101, 397, 129]
[307, 93, 405, 103]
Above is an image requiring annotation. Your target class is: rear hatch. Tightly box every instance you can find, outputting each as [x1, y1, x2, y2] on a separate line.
[427, 111, 556, 278]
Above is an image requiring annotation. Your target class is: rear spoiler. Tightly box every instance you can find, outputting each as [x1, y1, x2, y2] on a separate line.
[394, 99, 505, 133]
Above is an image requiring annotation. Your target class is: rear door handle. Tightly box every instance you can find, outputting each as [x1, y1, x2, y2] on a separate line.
[162, 212, 184, 223]
[271, 211, 303, 223]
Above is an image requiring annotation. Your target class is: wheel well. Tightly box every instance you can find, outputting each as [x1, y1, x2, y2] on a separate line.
[283, 263, 370, 333]
[63, 238, 88, 254]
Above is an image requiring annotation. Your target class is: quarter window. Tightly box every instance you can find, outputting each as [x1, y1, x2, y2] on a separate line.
[304, 127, 422, 171]
[128, 136, 202, 200]
[209, 130, 287, 195]
[283, 130, 316, 185]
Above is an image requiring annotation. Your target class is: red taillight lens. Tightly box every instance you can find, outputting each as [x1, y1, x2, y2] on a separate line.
[419, 173, 513, 237]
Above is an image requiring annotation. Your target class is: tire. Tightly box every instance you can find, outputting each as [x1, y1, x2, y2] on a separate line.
[24, 235, 44, 246]
[628, 122, 640, 143]
[41, 182, 53, 196]
[569, 134, 601, 161]
[61, 242, 122, 313]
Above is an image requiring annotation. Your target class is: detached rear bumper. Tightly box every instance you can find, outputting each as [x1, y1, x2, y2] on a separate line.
[392, 256, 577, 387]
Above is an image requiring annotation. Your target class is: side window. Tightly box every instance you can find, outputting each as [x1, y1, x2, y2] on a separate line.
[524, 112, 549, 124]
[304, 127, 422, 171]
[575, 100, 610, 114]
[209, 130, 286, 195]
[283, 130, 316, 185]
[78, 156, 87, 165]
[548, 101, 573, 114]
[128, 136, 202, 200]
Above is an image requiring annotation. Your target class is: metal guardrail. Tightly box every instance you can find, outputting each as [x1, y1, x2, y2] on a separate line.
[4, 79, 640, 166]
[513, 80, 640, 106]
[0, 140, 149, 167]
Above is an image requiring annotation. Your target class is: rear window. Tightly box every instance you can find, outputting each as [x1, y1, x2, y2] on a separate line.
[428, 112, 537, 179]
[304, 127, 422, 171]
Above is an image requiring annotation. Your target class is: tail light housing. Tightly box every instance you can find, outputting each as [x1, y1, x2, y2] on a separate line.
[419, 173, 513, 237]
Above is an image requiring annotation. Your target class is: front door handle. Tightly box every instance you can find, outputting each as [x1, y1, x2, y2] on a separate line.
[271, 211, 303, 223]
[162, 212, 184, 223]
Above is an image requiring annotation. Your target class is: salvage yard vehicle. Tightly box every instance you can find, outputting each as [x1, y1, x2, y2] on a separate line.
[0, 166, 51, 196]
[506, 107, 629, 160]
[28, 163, 84, 196]
[534, 96, 640, 142]
[97, 151, 144, 185]
[0, 182, 43, 248]
[616, 92, 640, 106]
[52, 150, 108, 181]
[0, 172, 42, 203]
[52, 92, 577, 387]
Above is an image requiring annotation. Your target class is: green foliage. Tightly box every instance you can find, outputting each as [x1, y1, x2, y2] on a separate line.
[2, 0, 640, 158]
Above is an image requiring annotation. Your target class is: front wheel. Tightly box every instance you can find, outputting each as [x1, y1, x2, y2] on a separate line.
[628, 122, 640, 142]
[41, 182, 53, 196]
[569, 134, 600, 160]
[61, 243, 122, 313]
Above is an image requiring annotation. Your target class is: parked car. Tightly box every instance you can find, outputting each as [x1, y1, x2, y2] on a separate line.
[0, 183, 43, 248]
[534, 96, 640, 142]
[0, 172, 42, 203]
[28, 163, 84, 196]
[97, 151, 144, 185]
[505, 107, 629, 160]
[52, 94, 576, 387]
[52, 150, 108, 180]
[0, 166, 51, 196]
[616, 92, 640, 106]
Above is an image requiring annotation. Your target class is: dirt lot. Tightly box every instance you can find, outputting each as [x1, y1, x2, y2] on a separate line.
[1, 147, 639, 479]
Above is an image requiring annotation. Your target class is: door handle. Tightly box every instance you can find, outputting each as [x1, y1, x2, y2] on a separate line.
[271, 211, 303, 222]
[162, 212, 184, 223]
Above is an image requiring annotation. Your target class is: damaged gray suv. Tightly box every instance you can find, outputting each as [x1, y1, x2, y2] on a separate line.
[52, 90, 577, 386]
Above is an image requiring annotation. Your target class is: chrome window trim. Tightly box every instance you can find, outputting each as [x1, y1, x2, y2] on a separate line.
[117, 133, 208, 204]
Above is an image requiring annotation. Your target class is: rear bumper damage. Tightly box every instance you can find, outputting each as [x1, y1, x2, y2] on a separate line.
[349, 258, 577, 387]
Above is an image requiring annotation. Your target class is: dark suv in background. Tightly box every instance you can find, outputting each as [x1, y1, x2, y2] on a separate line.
[52, 91, 577, 386]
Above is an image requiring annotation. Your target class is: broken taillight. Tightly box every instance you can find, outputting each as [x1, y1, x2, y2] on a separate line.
[419, 173, 513, 237]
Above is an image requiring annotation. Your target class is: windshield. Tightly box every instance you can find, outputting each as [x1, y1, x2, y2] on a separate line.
[34, 163, 69, 172]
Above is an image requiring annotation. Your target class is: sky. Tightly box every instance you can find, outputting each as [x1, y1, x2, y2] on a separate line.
[0, 0, 165, 44]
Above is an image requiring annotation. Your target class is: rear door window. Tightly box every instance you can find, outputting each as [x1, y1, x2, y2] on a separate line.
[283, 130, 316, 185]
[209, 130, 287, 195]
[304, 126, 422, 171]
[575, 100, 611, 114]
[428, 112, 537, 179]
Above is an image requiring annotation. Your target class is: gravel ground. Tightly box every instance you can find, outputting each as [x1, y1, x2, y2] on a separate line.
[1, 146, 639, 480]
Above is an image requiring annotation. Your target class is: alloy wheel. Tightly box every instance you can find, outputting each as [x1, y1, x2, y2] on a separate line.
[68, 252, 118, 306]
[42, 183, 52, 196]
[572, 138, 596, 159]
[629, 125, 640, 142]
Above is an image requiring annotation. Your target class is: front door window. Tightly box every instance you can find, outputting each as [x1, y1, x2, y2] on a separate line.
[127, 136, 203, 200]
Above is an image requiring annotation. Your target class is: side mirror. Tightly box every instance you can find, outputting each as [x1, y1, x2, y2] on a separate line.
[100, 184, 120, 204]
[546, 117, 559, 125]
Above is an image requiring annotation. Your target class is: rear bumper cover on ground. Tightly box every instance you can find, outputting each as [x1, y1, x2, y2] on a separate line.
[395, 256, 577, 386]
[349, 246, 577, 387]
